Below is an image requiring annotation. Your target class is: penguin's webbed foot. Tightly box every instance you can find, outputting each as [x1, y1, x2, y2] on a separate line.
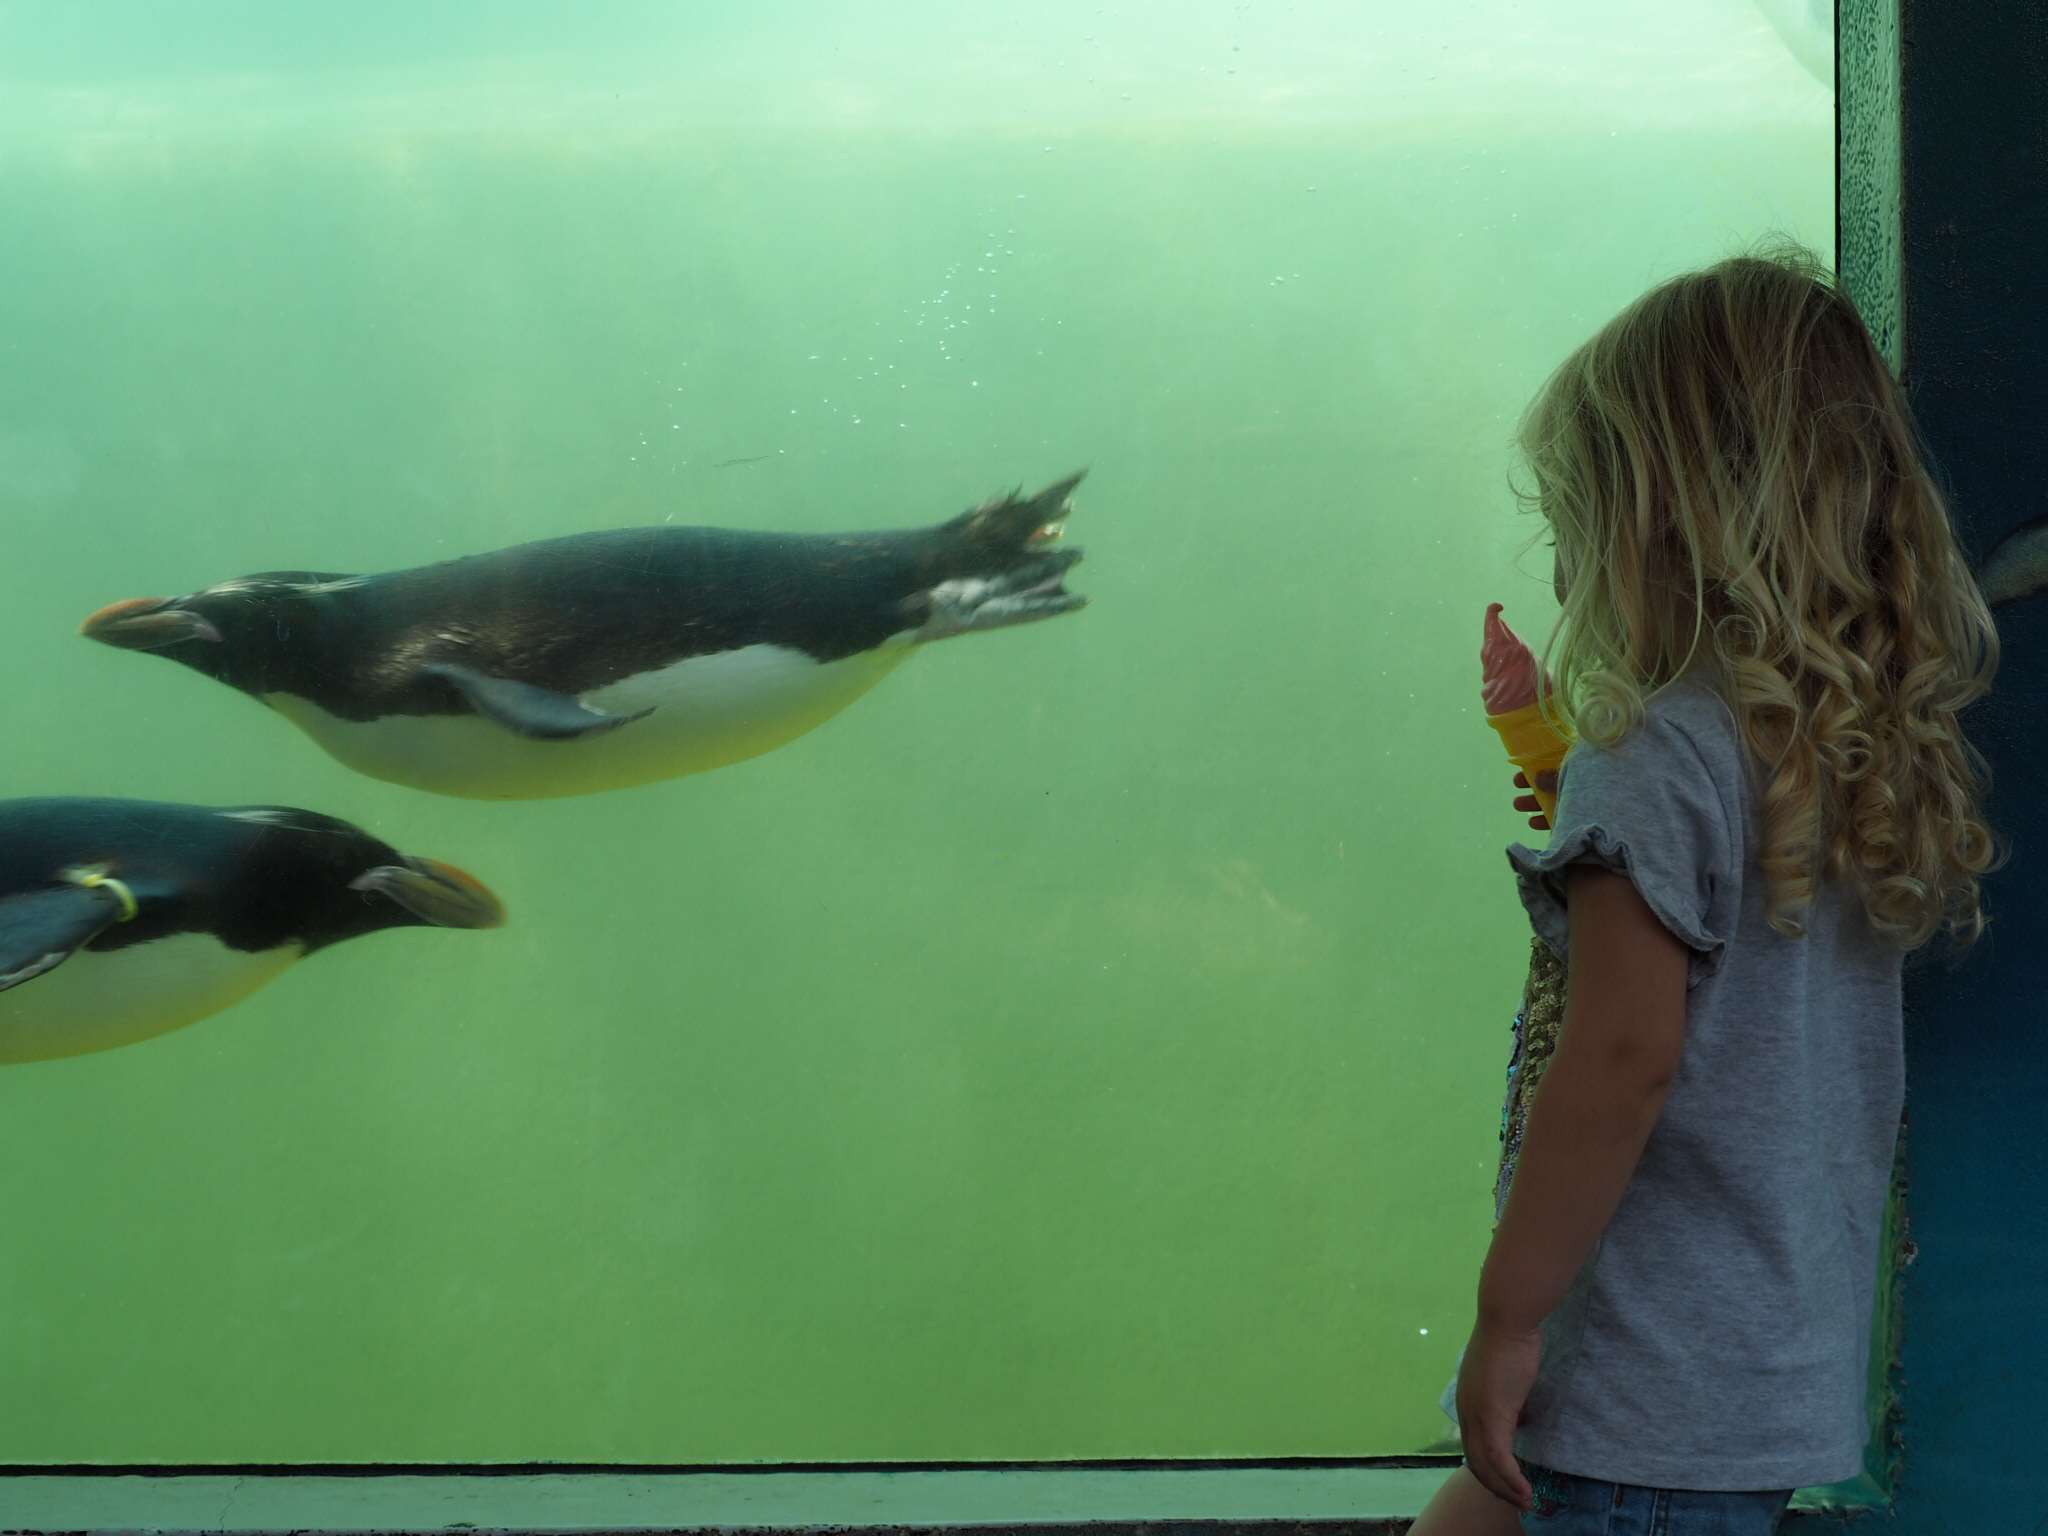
[910, 548, 1088, 642]
[956, 472, 1086, 558]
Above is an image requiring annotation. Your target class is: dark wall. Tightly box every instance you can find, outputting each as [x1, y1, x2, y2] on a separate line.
[1841, 0, 2048, 1527]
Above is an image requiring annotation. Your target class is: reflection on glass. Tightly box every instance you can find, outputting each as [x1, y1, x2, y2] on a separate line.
[0, 0, 1829, 1463]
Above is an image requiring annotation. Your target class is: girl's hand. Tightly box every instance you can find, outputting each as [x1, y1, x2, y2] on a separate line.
[1482, 603, 1540, 715]
[1513, 770, 1559, 831]
[1455, 1316, 1543, 1509]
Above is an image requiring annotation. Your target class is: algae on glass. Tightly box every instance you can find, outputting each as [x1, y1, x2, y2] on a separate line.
[0, 0, 1831, 1461]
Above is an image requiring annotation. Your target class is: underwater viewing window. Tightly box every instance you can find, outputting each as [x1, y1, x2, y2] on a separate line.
[0, 0, 1831, 1467]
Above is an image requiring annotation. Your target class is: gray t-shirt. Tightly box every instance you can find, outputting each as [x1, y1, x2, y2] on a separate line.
[1508, 679, 1901, 1491]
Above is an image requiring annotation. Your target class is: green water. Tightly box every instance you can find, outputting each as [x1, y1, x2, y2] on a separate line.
[0, 1, 1830, 1463]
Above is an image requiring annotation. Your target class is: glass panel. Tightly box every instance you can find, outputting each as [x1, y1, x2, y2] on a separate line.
[0, 0, 1831, 1462]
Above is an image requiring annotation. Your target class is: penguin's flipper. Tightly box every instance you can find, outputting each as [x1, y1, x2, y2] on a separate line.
[0, 886, 126, 992]
[1978, 514, 2048, 607]
[421, 662, 651, 741]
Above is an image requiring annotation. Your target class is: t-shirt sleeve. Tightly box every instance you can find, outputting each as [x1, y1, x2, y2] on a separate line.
[1507, 701, 1741, 985]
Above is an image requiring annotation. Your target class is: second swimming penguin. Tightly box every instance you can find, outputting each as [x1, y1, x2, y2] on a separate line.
[82, 473, 1087, 800]
[0, 798, 503, 1064]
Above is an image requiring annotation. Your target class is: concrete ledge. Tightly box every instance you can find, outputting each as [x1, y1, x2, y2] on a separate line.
[0, 1466, 1452, 1535]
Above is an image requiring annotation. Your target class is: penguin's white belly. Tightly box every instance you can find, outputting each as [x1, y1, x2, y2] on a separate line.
[0, 935, 301, 1065]
[265, 639, 916, 800]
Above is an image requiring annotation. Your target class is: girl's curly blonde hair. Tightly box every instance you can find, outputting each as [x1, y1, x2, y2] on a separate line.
[1522, 245, 1997, 948]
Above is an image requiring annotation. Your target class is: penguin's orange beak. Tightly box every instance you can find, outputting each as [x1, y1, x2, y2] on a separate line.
[350, 858, 508, 930]
[80, 597, 223, 649]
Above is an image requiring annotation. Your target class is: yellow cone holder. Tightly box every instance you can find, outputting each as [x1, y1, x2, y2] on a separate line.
[1485, 701, 1571, 823]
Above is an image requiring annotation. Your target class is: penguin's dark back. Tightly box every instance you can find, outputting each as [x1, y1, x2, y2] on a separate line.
[0, 798, 409, 955]
[209, 523, 955, 717]
[378, 523, 943, 665]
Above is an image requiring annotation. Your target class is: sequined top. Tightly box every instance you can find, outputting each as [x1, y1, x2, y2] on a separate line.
[1495, 936, 1567, 1220]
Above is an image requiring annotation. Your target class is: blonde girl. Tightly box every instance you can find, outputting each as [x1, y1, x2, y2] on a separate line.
[1412, 247, 1996, 1535]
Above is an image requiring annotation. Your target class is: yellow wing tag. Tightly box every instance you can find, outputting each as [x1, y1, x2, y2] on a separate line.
[62, 866, 140, 923]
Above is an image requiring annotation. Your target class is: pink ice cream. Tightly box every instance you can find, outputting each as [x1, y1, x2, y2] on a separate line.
[1482, 602, 1540, 715]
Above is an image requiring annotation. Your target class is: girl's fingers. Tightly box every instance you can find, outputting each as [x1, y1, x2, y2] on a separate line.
[1455, 1320, 1542, 1509]
[1514, 769, 1557, 829]
[1461, 1418, 1533, 1509]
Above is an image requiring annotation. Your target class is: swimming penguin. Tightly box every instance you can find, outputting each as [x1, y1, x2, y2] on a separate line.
[0, 798, 504, 1064]
[81, 473, 1088, 800]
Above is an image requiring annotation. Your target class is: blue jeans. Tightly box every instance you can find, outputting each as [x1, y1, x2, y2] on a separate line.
[1520, 1462, 1792, 1535]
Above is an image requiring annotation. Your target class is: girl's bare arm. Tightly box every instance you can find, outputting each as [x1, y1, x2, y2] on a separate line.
[1457, 865, 1691, 1507]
